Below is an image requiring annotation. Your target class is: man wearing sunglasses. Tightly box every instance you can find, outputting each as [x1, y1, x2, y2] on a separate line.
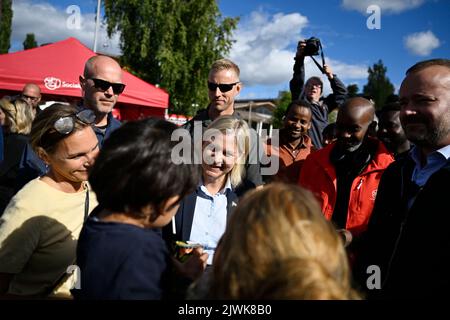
[21, 83, 42, 116]
[79, 56, 125, 147]
[183, 59, 264, 195]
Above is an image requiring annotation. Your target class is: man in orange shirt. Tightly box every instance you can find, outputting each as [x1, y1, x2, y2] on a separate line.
[266, 99, 314, 184]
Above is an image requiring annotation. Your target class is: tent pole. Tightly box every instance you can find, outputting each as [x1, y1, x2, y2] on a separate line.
[93, 0, 101, 53]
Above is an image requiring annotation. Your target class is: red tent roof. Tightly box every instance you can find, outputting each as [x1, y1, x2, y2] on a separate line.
[0, 37, 168, 109]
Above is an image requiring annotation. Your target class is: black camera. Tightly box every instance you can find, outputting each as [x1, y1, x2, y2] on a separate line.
[303, 37, 321, 56]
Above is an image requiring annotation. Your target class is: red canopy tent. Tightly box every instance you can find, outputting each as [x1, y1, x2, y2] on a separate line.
[0, 37, 169, 120]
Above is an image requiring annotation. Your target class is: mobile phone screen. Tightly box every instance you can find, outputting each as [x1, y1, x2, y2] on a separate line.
[174, 241, 202, 262]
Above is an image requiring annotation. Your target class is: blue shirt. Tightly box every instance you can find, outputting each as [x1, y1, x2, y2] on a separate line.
[92, 112, 121, 147]
[410, 145, 450, 187]
[77, 104, 121, 148]
[190, 178, 232, 265]
[408, 145, 450, 209]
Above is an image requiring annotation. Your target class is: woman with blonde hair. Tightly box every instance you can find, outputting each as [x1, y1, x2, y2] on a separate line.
[0, 104, 99, 298]
[0, 98, 34, 132]
[208, 183, 360, 300]
[164, 115, 250, 268]
[0, 98, 35, 213]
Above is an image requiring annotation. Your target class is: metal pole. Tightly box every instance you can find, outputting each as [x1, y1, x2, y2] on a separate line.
[248, 101, 253, 127]
[93, 0, 101, 52]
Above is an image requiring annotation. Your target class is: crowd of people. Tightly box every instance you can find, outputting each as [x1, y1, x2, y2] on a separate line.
[0, 43, 449, 300]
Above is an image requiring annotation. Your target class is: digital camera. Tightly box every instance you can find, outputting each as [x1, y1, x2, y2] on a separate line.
[303, 37, 321, 56]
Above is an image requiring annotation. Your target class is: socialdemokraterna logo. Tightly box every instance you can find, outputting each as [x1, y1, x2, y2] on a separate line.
[44, 76, 81, 91]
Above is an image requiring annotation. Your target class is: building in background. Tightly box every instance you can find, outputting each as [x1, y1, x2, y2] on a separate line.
[235, 99, 276, 137]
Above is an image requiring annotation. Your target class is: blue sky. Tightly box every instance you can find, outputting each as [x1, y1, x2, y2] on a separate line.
[9, 0, 450, 100]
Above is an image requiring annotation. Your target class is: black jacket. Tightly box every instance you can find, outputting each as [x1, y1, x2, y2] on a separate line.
[355, 153, 450, 299]
[162, 187, 238, 245]
[0, 133, 29, 214]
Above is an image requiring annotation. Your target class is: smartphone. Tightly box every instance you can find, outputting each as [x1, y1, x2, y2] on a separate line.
[174, 241, 202, 262]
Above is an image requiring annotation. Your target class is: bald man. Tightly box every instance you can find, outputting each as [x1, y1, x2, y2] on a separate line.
[299, 97, 394, 244]
[79, 55, 126, 146]
[21, 83, 42, 116]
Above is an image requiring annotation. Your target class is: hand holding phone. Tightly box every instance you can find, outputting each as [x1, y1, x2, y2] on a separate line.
[172, 242, 208, 280]
[174, 241, 203, 262]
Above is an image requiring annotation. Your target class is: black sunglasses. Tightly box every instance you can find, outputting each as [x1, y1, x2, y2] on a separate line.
[88, 78, 126, 95]
[21, 94, 40, 102]
[207, 81, 240, 93]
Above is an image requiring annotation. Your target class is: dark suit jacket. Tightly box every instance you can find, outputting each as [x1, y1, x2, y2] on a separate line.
[355, 154, 450, 299]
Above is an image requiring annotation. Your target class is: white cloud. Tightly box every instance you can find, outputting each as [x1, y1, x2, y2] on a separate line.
[228, 11, 308, 86]
[342, 0, 425, 14]
[324, 58, 368, 80]
[404, 30, 440, 56]
[227, 10, 367, 95]
[11, 0, 121, 55]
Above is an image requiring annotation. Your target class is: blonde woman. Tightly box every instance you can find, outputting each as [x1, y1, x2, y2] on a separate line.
[0, 104, 99, 298]
[208, 183, 360, 300]
[0, 98, 34, 213]
[165, 115, 250, 267]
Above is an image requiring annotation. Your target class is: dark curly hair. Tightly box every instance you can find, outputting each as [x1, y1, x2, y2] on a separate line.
[89, 118, 200, 218]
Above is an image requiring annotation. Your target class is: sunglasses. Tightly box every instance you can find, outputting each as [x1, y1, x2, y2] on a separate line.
[88, 78, 126, 95]
[207, 81, 240, 93]
[21, 94, 40, 102]
[53, 109, 96, 135]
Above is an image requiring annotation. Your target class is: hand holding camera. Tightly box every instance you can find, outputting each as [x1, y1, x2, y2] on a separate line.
[297, 37, 326, 75]
[296, 40, 307, 58]
[323, 64, 334, 80]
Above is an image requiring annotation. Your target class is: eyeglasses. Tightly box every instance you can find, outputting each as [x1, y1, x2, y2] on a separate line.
[21, 94, 40, 102]
[207, 81, 240, 93]
[89, 78, 126, 95]
[307, 83, 322, 89]
[53, 109, 96, 135]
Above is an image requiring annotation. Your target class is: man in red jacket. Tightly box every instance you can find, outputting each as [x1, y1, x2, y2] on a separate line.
[299, 97, 394, 245]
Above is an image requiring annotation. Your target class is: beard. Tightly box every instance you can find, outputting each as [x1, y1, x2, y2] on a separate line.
[335, 138, 364, 153]
[405, 121, 450, 148]
[380, 134, 408, 150]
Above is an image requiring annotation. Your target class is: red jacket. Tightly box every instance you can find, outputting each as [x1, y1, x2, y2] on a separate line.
[299, 139, 394, 236]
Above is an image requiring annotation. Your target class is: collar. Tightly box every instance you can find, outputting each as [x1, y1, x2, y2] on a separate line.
[195, 105, 239, 125]
[409, 144, 450, 168]
[198, 176, 232, 197]
[437, 144, 450, 159]
[280, 132, 309, 150]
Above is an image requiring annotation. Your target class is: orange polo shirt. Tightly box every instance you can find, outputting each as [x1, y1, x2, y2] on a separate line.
[265, 135, 315, 184]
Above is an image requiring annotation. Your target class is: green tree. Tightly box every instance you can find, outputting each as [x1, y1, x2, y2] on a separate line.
[23, 33, 38, 50]
[272, 91, 292, 129]
[346, 84, 359, 98]
[104, 0, 238, 115]
[363, 60, 395, 110]
[0, 0, 13, 54]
